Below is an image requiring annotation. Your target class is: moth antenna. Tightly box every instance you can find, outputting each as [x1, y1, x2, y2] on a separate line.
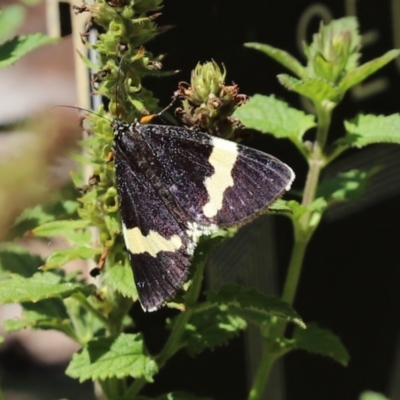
[139, 95, 179, 124]
[52, 105, 111, 123]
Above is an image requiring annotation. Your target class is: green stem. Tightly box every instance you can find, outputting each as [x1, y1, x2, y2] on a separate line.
[247, 346, 277, 400]
[247, 102, 332, 400]
[302, 103, 331, 207]
[281, 238, 308, 306]
[302, 157, 323, 207]
[315, 102, 332, 153]
[99, 378, 125, 400]
[74, 295, 109, 327]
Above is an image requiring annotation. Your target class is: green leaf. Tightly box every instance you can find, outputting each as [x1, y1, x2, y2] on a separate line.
[277, 74, 341, 103]
[182, 305, 247, 356]
[340, 49, 400, 92]
[11, 196, 79, 239]
[0, 243, 42, 277]
[4, 298, 72, 334]
[268, 199, 292, 213]
[76, 49, 101, 71]
[42, 247, 102, 270]
[337, 114, 400, 148]
[103, 263, 138, 300]
[0, 34, 58, 68]
[233, 94, 315, 153]
[359, 391, 390, 400]
[292, 322, 350, 366]
[285, 199, 327, 220]
[66, 333, 158, 382]
[135, 392, 214, 400]
[317, 167, 380, 204]
[207, 283, 305, 328]
[0, 271, 94, 304]
[0, 5, 26, 42]
[285, 200, 308, 220]
[31, 219, 91, 245]
[285, 199, 326, 238]
[245, 42, 306, 78]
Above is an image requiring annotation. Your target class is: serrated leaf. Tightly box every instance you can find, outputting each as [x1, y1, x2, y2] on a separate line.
[103, 263, 138, 300]
[207, 284, 304, 328]
[0, 34, 58, 68]
[340, 49, 400, 92]
[317, 167, 380, 204]
[42, 247, 102, 270]
[245, 42, 306, 78]
[359, 391, 390, 400]
[0, 5, 26, 42]
[0, 271, 94, 304]
[66, 333, 158, 382]
[0, 243, 42, 277]
[277, 74, 341, 103]
[4, 298, 71, 333]
[292, 322, 349, 366]
[135, 392, 214, 400]
[31, 219, 91, 245]
[182, 305, 247, 356]
[337, 114, 400, 148]
[233, 94, 315, 152]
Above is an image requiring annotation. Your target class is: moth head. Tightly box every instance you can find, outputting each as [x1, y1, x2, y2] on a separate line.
[112, 119, 134, 138]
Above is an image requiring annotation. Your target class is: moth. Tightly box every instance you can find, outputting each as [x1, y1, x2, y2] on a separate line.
[112, 119, 295, 311]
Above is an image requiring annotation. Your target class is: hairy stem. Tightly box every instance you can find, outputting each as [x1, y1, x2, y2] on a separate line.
[247, 102, 332, 400]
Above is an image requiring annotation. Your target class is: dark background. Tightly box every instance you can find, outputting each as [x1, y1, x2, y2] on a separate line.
[143, 1, 400, 400]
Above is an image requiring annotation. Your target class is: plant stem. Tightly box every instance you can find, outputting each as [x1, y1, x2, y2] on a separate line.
[281, 238, 308, 306]
[100, 377, 125, 400]
[247, 102, 332, 400]
[247, 346, 277, 400]
[302, 104, 330, 207]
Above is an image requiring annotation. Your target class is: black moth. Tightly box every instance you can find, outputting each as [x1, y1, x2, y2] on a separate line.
[112, 119, 295, 311]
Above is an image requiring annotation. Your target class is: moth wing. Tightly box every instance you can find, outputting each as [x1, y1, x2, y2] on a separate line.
[141, 124, 294, 227]
[115, 152, 192, 311]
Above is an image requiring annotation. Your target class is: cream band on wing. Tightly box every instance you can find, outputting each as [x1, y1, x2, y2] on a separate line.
[202, 137, 238, 218]
[122, 224, 183, 256]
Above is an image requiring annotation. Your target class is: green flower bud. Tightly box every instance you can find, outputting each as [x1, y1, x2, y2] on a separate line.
[308, 17, 361, 83]
[189, 61, 226, 104]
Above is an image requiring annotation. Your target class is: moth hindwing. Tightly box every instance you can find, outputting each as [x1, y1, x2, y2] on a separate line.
[112, 120, 295, 311]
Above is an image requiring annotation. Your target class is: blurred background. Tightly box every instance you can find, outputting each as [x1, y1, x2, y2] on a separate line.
[1, 0, 400, 399]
